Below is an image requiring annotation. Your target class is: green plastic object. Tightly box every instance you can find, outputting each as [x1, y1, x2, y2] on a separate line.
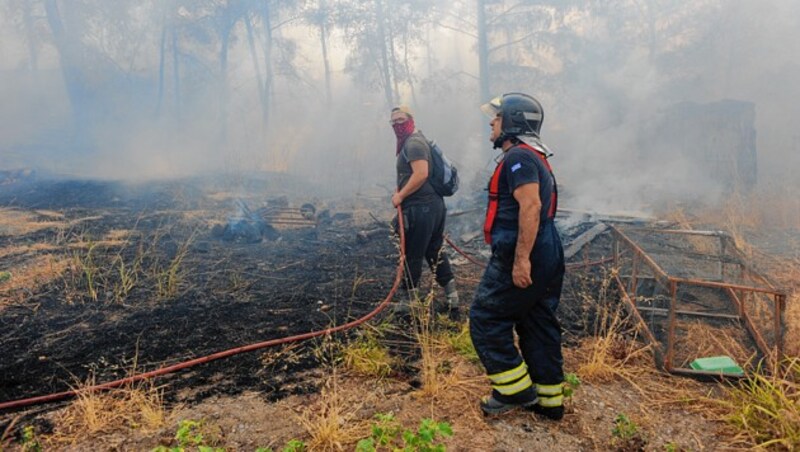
[689, 355, 744, 375]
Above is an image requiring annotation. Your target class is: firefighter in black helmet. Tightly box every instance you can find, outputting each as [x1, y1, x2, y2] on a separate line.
[471, 93, 565, 419]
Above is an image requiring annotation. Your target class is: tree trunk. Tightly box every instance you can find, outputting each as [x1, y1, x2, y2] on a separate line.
[386, 15, 400, 105]
[245, 12, 268, 123]
[261, 0, 274, 127]
[219, 26, 231, 143]
[477, 0, 490, 103]
[374, 0, 395, 107]
[317, 0, 332, 106]
[425, 26, 433, 78]
[403, 30, 417, 107]
[156, 10, 168, 116]
[477, 0, 491, 144]
[43, 0, 89, 142]
[171, 26, 181, 120]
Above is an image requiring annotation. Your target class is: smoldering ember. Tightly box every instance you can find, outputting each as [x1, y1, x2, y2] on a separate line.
[1, 2, 799, 451]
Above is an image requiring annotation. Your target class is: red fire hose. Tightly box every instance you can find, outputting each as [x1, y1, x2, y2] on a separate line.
[0, 207, 408, 412]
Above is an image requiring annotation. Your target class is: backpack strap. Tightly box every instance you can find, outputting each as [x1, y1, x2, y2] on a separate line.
[399, 131, 431, 164]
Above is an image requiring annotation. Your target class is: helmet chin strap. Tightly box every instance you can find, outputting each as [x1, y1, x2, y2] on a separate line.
[493, 133, 518, 150]
[492, 137, 504, 150]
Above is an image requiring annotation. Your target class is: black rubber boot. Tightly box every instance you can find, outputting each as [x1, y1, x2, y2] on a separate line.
[447, 305, 463, 323]
[526, 403, 564, 421]
[480, 390, 538, 416]
[444, 280, 461, 322]
[392, 288, 420, 321]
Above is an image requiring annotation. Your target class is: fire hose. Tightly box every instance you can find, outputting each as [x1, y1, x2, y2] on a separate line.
[0, 207, 409, 412]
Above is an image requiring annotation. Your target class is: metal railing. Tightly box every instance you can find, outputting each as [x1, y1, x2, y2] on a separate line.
[609, 225, 786, 377]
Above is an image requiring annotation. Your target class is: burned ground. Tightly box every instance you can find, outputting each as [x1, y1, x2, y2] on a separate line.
[0, 176, 403, 409]
[2, 176, 794, 450]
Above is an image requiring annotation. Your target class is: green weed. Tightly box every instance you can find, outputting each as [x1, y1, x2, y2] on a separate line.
[564, 372, 581, 400]
[256, 439, 307, 452]
[341, 332, 394, 377]
[112, 253, 141, 303]
[355, 413, 452, 452]
[20, 426, 41, 452]
[73, 241, 100, 302]
[154, 233, 194, 300]
[722, 358, 800, 448]
[444, 324, 479, 364]
[612, 414, 639, 440]
[610, 413, 647, 450]
[152, 419, 222, 452]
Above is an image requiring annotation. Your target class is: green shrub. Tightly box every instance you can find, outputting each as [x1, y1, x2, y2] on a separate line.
[355, 413, 453, 452]
[152, 419, 223, 452]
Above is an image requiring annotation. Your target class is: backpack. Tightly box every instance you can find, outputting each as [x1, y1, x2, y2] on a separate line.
[402, 138, 460, 197]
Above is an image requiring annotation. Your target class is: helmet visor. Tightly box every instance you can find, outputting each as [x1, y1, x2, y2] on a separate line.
[480, 96, 503, 118]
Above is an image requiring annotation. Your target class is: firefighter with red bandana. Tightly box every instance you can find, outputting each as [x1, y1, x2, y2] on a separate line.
[470, 93, 565, 419]
[390, 106, 460, 320]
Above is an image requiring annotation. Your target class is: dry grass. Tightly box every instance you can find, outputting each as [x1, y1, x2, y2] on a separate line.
[66, 234, 135, 250]
[56, 226, 197, 304]
[574, 302, 653, 394]
[206, 191, 238, 202]
[103, 228, 137, 243]
[720, 358, 800, 449]
[407, 292, 483, 401]
[0, 208, 106, 239]
[0, 254, 70, 305]
[0, 208, 65, 235]
[567, 270, 729, 422]
[728, 185, 800, 231]
[412, 292, 446, 397]
[675, 321, 755, 370]
[785, 292, 800, 358]
[658, 187, 800, 448]
[259, 342, 305, 384]
[716, 192, 760, 253]
[688, 186, 800, 255]
[568, 270, 654, 394]
[33, 210, 65, 219]
[663, 193, 799, 361]
[764, 259, 800, 358]
[0, 242, 60, 260]
[296, 375, 368, 452]
[713, 188, 799, 231]
[45, 376, 174, 446]
[663, 208, 718, 254]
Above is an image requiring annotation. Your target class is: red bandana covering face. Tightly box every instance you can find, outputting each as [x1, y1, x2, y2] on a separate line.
[393, 117, 416, 155]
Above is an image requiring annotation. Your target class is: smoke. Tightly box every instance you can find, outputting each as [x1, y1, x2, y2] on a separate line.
[538, 0, 800, 214]
[1, 1, 798, 213]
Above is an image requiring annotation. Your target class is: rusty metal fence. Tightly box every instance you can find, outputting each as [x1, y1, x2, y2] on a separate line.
[609, 226, 786, 377]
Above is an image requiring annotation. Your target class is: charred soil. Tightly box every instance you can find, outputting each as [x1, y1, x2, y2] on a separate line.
[0, 177, 398, 407]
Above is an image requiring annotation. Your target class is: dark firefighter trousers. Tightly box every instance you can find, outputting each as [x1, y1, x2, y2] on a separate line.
[398, 197, 454, 289]
[469, 221, 565, 406]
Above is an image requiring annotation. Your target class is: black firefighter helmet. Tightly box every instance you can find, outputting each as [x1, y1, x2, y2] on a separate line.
[481, 93, 544, 148]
